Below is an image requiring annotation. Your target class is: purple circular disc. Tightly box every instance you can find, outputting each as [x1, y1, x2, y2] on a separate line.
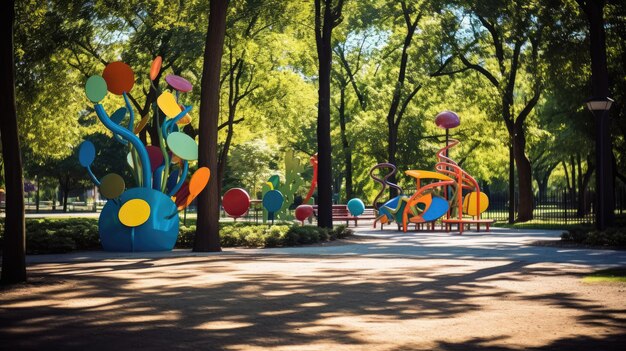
[165, 74, 193, 93]
[435, 111, 460, 129]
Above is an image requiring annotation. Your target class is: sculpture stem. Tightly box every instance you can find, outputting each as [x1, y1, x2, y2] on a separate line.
[95, 104, 152, 188]
[168, 161, 188, 196]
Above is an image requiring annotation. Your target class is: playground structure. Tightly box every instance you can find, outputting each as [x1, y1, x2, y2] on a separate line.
[371, 111, 492, 233]
[79, 58, 209, 251]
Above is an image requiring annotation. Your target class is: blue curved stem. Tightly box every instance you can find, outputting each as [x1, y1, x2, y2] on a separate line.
[113, 133, 128, 146]
[123, 93, 135, 132]
[168, 161, 188, 196]
[161, 105, 192, 138]
[95, 104, 152, 188]
[86, 165, 101, 186]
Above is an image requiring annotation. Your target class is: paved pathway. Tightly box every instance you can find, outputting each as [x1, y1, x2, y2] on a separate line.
[2, 227, 624, 350]
[26, 227, 626, 267]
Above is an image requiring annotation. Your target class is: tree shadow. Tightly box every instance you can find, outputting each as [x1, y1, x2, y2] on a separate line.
[0, 255, 624, 350]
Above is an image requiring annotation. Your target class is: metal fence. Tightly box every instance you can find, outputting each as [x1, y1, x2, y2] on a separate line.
[482, 187, 626, 226]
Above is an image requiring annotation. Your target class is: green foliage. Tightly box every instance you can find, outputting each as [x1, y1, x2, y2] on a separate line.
[177, 222, 351, 248]
[0, 218, 353, 254]
[330, 224, 353, 240]
[223, 140, 279, 198]
[561, 227, 626, 247]
[0, 218, 100, 254]
[9, 0, 626, 213]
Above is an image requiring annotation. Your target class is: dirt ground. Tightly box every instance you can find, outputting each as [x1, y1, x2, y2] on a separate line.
[1, 253, 624, 350]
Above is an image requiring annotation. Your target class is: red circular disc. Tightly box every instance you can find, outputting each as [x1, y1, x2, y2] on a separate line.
[223, 188, 251, 218]
[435, 111, 460, 129]
[103, 61, 135, 95]
[295, 205, 314, 221]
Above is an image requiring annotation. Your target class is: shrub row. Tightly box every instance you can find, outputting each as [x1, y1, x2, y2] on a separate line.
[177, 222, 352, 248]
[561, 227, 626, 247]
[0, 218, 353, 254]
[0, 218, 100, 254]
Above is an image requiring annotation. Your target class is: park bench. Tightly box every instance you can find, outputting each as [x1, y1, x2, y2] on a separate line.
[312, 204, 377, 227]
[442, 218, 495, 234]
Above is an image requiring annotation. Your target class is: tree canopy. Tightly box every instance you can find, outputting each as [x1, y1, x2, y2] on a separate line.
[5, 0, 625, 224]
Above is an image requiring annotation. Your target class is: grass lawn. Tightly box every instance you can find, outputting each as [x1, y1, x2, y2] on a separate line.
[492, 220, 592, 231]
[582, 268, 626, 283]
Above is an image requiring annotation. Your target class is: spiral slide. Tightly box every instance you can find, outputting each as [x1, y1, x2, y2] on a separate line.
[432, 138, 491, 233]
[370, 165, 451, 228]
[399, 170, 454, 231]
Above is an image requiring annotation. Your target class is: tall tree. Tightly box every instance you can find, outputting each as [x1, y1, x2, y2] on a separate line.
[1, 0, 27, 284]
[451, 1, 544, 221]
[195, 0, 229, 252]
[315, 0, 346, 228]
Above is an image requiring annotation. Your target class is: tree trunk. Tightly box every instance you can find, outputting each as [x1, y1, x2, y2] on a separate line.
[62, 176, 69, 213]
[315, 0, 342, 229]
[508, 142, 515, 223]
[1, 0, 27, 284]
[387, 125, 398, 197]
[316, 29, 333, 228]
[570, 155, 577, 207]
[537, 175, 548, 204]
[194, 0, 228, 252]
[563, 160, 571, 192]
[217, 121, 235, 198]
[385, 6, 418, 198]
[35, 176, 40, 213]
[338, 84, 353, 200]
[578, 154, 594, 216]
[513, 128, 533, 221]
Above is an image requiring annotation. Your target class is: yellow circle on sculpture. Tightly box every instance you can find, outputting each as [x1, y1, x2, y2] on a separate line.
[118, 199, 151, 227]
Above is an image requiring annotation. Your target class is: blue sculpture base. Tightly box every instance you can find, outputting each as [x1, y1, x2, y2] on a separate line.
[99, 187, 179, 251]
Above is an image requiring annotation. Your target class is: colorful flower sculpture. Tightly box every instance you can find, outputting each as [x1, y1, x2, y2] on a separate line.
[79, 58, 209, 251]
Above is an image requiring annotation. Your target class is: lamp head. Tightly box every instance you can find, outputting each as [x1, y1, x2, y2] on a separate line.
[586, 97, 614, 112]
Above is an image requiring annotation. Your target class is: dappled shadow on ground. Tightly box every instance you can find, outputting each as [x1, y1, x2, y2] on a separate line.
[255, 228, 626, 266]
[0, 255, 624, 350]
[391, 334, 626, 351]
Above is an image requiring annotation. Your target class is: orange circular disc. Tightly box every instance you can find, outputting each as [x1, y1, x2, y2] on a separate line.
[189, 167, 210, 196]
[150, 56, 162, 81]
[103, 61, 135, 95]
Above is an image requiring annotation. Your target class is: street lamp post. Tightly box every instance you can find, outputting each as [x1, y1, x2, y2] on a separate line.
[586, 96, 614, 230]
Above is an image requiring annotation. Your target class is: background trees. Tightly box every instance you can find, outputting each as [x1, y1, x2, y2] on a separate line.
[0, 0, 623, 234]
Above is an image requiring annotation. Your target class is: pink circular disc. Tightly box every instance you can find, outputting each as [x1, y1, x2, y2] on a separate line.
[435, 111, 460, 129]
[165, 74, 193, 93]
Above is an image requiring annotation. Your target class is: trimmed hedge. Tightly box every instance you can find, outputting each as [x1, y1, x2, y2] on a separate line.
[0, 218, 353, 254]
[0, 218, 101, 254]
[177, 223, 352, 248]
[561, 226, 626, 247]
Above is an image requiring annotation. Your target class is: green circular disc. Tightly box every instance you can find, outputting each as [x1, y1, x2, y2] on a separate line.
[167, 132, 198, 161]
[85, 75, 108, 103]
[100, 173, 125, 199]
